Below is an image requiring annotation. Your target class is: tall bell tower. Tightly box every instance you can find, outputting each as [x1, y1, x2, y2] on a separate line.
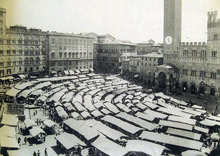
[164, 0, 182, 57]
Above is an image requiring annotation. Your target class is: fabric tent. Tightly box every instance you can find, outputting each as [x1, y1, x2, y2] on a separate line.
[56, 132, 86, 150]
[0, 135, 19, 148]
[126, 140, 166, 156]
[181, 150, 207, 156]
[92, 136, 128, 156]
[29, 127, 45, 137]
[1, 114, 18, 126]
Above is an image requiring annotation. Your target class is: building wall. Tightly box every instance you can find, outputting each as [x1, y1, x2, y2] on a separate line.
[48, 33, 94, 74]
[96, 43, 137, 74]
[0, 27, 47, 77]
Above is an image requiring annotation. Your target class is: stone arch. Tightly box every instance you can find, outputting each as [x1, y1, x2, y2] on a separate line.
[157, 72, 167, 92]
[190, 84, 196, 94]
[24, 57, 29, 65]
[36, 57, 40, 65]
[30, 57, 34, 65]
[210, 88, 215, 96]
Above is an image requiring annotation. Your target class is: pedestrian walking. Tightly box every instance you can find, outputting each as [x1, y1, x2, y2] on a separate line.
[44, 148, 48, 156]
[18, 137, 21, 145]
[33, 151, 37, 156]
[37, 150, 41, 156]
[24, 137, 27, 145]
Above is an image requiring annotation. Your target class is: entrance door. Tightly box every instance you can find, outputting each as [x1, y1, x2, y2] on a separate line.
[191, 85, 196, 94]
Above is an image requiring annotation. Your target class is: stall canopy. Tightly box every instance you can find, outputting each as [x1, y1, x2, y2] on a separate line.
[0, 135, 19, 148]
[7, 149, 33, 156]
[126, 140, 166, 156]
[140, 131, 203, 150]
[0, 125, 16, 137]
[1, 114, 18, 126]
[64, 71, 69, 75]
[18, 74, 26, 79]
[92, 122, 125, 141]
[43, 119, 56, 128]
[166, 128, 201, 140]
[181, 150, 207, 156]
[92, 136, 128, 156]
[6, 87, 20, 97]
[24, 119, 37, 128]
[102, 115, 142, 135]
[55, 132, 86, 150]
[29, 127, 45, 137]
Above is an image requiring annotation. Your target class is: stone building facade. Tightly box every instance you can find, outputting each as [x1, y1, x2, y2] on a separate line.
[96, 42, 137, 74]
[48, 32, 94, 75]
[0, 8, 47, 77]
[156, 0, 220, 97]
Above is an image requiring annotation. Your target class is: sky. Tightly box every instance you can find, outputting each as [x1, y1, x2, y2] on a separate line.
[1, 0, 220, 43]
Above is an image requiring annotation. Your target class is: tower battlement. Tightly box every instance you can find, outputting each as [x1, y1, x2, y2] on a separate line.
[208, 11, 220, 24]
[180, 42, 207, 46]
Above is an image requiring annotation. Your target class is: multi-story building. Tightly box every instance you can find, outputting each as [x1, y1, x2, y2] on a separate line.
[0, 8, 47, 78]
[48, 32, 94, 75]
[96, 42, 137, 74]
[140, 52, 163, 86]
[137, 41, 163, 55]
[154, 0, 220, 97]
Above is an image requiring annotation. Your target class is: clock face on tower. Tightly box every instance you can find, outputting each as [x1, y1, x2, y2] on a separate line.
[165, 36, 173, 45]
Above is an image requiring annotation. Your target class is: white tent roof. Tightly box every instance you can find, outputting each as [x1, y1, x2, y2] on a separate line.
[56, 132, 86, 150]
[140, 131, 203, 150]
[1, 114, 18, 126]
[159, 120, 193, 131]
[166, 128, 201, 140]
[92, 136, 128, 156]
[0, 135, 19, 148]
[102, 115, 142, 135]
[116, 112, 158, 131]
[93, 122, 125, 141]
[126, 140, 166, 156]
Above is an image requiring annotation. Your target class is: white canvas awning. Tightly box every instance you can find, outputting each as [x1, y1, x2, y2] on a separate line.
[140, 131, 203, 150]
[92, 136, 128, 156]
[55, 132, 86, 150]
[1, 114, 18, 126]
[126, 140, 166, 156]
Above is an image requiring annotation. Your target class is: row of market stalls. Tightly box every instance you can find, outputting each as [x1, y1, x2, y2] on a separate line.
[3, 72, 220, 155]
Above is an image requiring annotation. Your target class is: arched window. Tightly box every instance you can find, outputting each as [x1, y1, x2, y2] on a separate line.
[24, 58, 29, 65]
[7, 58, 11, 66]
[30, 47, 34, 55]
[201, 49, 206, 57]
[84, 52, 86, 58]
[80, 52, 82, 58]
[30, 57, 34, 65]
[192, 49, 197, 57]
[212, 49, 217, 58]
[68, 52, 71, 58]
[19, 58, 22, 65]
[76, 52, 78, 58]
[183, 49, 188, 56]
[72, 52, 74, 58]
[42, 57, 46, 64]
[36, 57, 40, 65]
[51, 52, 55, 59]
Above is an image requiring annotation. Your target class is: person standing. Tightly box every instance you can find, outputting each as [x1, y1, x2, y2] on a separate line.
[24, 137, 27, 145]
[33, 151, 37, 156]
[37, 150, 41, 156]
[44, 148, 48, 156]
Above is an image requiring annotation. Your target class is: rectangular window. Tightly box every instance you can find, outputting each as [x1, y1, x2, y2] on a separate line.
[191, 70, 196, 76]
[18, 40, 22, 44]
[7, 50, 11, 55]
[200, 71, 206, 78]
[7, 40, 10, 44]
[214, 34, 218, 40]
[0, 50, 3, 55]
[211, 72, 217, 79]
[0, 40, 3, 44]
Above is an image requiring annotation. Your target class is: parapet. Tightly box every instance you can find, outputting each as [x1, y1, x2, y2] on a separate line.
[180, 42, 207, 46]
[0, 8, 6, 13]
